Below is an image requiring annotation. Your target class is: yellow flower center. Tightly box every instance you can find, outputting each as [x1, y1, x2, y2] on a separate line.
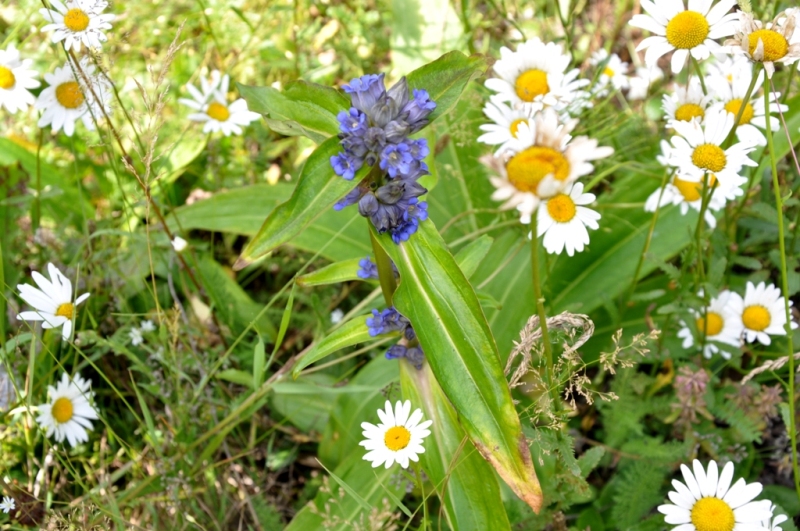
[742, 304, 771, 331]
[547, 193, 577, 223]
[56, 302, 75, 319]
[675, 103, 705, 122]
[748, 29, 789, 62]
[673, 174, 717, 202]
[63, 8, 91, 32]
[696, 311, 724, 336]
[666, 11, 710, 49]
[506, 146, 571, 195]
[515, 69, 550, 102]
[384, 426, 411, 452]
[0, 66, 15, 90]
[509, 118, 527, 138]
[724, 98, 755, 125]
[691, 144, 726, 173]
[206, 102, 230, 121]
[51, 397, 74, 424]
[55, 81, 85, 109]
[603, 66, 615, 78]
[690, 497, 735, 531]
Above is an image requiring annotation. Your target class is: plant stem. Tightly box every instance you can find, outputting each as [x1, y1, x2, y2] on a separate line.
[370, 229, 397, 307]
[763, 83, 800, 500]
[690, 56, 708, 96]
[724, 65, 761, 147]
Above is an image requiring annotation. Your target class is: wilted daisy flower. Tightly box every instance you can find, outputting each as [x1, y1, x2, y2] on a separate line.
[725, 9, 800, 78]
[662, 79, 711, 124]
[484, 108, 613, 224]
[360, 400, 432, 469]
[179, 73, 260, 136]
[658, 459, 772, 530]
[0, 44, 40, 114]
[16, 263, 90, 341]
[485, 37, 589, 113]
[536, 182, 600, 256]
[627, 65, 664, 100]
[0, 496, 13, 514]
[729, 281, 797, 345]
[677, 291, 743, 359]
[668, 108, 757, 184]
[36, 372, 99, 448]
[630, 0, 739, 73]
[40, 0, 115, 52]
[707, 67, 787, 146]
[477, 97, 537, 155]
[591, 49, 630, 92]
[36, 56, 112, 137]
[761, 504, 788, 531]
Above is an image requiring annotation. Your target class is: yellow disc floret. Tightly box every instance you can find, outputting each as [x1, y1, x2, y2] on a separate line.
[55, 81, 85, 109]
[692, 144, 727, 173]
[675, 103, 705, 122]
[506, 146, 571, 194]
[696, 311, 724, 336]
[673, 174, 717, 202]
[748, 29, 789, 62]
[52, 397, 74, 424]
[63, 8, 91, 32]
[690, 497, 735, 531]
[509, 118, 527, 138]
[56, 302, 76, 319]
[742, 304, 771, 331]
[603, 66, 615, 78]
[666, 11, 710, 49]
[547, 193, 577, 223]
[384, 426, 411, 452]
[0, 66, 15, 90]
[724, 99, 755, 125]
[206, 102, 230, 121]
[515, 69, 550, 102]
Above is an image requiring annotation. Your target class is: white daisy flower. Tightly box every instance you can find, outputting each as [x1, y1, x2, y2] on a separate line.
[129, 327, 143, 346]
[536, 182, 600, 256]
[630, 0, 739, 73]
[707, 66, 787, 146]
[484, 108, 614, 224]
[706, 53, 752, 84]
[140, 320, 156, 333]
[477, 97, 537, 155]
[179, 73, 260, 136]
[725, 9, 800, 78]
[484, 37, 589, 113]
[360, 400, 432, 469]
[668, 108, 757, 184]
[35, 56, 113, 137]
[591, 49, 630, 92]
[658, 459, 773, 531]
[677, 291, 743, 359]
[662, 79, 711, 125]
[0, 44, 40, 114]
[728, 281, 798, 345]
[16, 263, 90, 341]
[762, 504, 789, 531]
[0, 496, 14, 514]
[645, 172, 744, 228]
[627, 65, 664, 100]
[171, 236, 188, 252]
[40, 0, 115, 52]
[36, 372, 99, 448]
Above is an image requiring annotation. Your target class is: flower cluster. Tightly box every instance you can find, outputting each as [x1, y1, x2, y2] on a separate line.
[366, 307, 424, 369]
[356, 256, 398, 280]
[178, 70, 261, 136]
[330, 74, 436, 244]
[676, 282, 797, 360]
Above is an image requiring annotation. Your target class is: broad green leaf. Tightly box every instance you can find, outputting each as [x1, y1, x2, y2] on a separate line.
[373, 221, 543, 512]
[291, 318, 389, 377]
[400, 360, 511, 531]
[217, 369, 255, 389]
[270, 373, 337, 433]
[297, 258, 366, 287]
[453, 235, 493, 279]
[238, 80, 348, 143]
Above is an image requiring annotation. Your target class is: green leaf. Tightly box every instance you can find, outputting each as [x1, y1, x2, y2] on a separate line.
[400, 360, 511, 531]
[237, 80, 349, 143]
[453, 235, 493, 279]
[268, 283, 295, 373]
[373, 221, 543, 512]
[253, 337, 266, 388]
[297, 258, 366, 287]
[217, 369, 255, 389]
[270, 374, 337, 433]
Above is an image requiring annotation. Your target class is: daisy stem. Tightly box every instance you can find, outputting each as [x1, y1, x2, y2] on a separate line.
[530, 216, 558, 412]
[692, 178, 711, 295]
[690, 56, 707, 96]
[370, 229, 397, 307]
[412, 462, 429, 530]
[724, 64, 761, 148]
[763, 84, 800, 500]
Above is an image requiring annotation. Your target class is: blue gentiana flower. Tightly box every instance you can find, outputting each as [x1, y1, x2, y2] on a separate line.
[356, 256, 399, 279]
[366, 306, 425, 369]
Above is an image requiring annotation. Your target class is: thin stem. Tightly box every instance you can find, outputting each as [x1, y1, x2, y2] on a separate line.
[724, 65, 761, 147]
[370, 229, 397, 307]
[690, 56, 708, 96]
[530, 217, 558, 411]
[763, 83, 800, 499]
[412, 462, 428, 530]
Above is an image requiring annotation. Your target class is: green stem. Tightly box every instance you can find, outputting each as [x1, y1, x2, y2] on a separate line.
[412, 462, 428, 530]
[724, 65, 761, 148]
[690, 56, 707, 96]
[370, 229, 397, 307]
[763, 83, 800, 500]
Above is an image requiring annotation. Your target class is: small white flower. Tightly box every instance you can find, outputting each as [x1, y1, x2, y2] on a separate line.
[0, 44, 40, 114]
[179, 71, 260, 136]
[171, 236, 188, 252]
[728, 281, 798, 345]
[0, 496, 14, 514]
[725, 9, 800, 78]
[662, 79, 711, 125]
[330, 308, 344, 324]
[129, 327, 143, 346]
[477, 97, 537, 155]
[629, 0, 739, 73]
[658, 459, 773, 531]
[36, 372, 99, 448]
[140, 320, 156, 333]
[16, 263, 90, 341]
[360, 400, 432, 469]
[706, 53, 752, 83]
[536, 182, 600, 256]
[591, 49, 630, 92]
[677, 290, 744, 359]
[40, 0, 115, 52]
[761, 504, 789, 531]
[627, 65, 664, 100]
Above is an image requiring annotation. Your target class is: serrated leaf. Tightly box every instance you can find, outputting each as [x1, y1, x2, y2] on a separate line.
[577, 447, 605, 478]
